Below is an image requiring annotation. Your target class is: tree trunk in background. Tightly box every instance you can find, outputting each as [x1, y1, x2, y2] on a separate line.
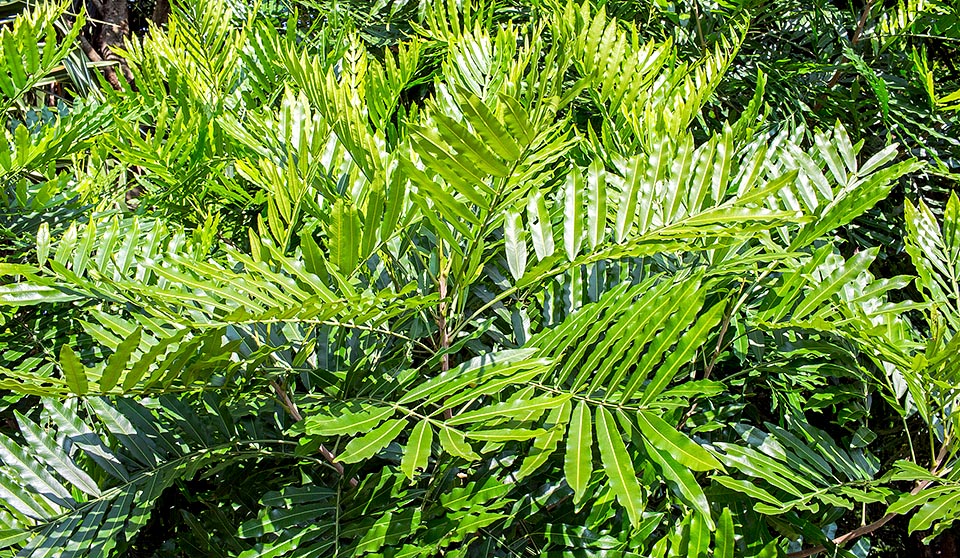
[152, 0, 170, 26]
[87, 0, 133, 89]
[920, 530, 959, 558]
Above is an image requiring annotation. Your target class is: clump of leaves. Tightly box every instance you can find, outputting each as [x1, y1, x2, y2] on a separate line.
[0, 1, 957, 557]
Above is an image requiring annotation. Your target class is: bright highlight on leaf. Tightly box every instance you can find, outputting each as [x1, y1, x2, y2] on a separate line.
[0, 0, 948, 555]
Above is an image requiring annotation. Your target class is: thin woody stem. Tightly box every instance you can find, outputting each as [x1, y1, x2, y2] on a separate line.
[271, 379, 359, 488]
[677, 284, 742, 430]
[787, 439, 952, 557]
[824, 0, 876, 90]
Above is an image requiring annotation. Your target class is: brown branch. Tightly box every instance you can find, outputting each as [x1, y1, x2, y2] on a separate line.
[677, 294, 737, 430]
[91, 0, 134, 89]
[787, 482, 929, 558]
[787, 440, 952, 557]
[152, 0, 171, 27]
[812, 0, 877, 114]
[271, 379, 303, 422]
[691, 0, 707, 51]
[78, 35, 105, 64]
[271, 379, 359, 488]
[825, 0, 876, 90]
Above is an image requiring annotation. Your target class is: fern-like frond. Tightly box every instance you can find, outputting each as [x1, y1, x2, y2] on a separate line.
[0, 397, 294, 556]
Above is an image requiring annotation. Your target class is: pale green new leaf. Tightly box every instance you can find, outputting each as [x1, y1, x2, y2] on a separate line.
[439, 427, 480, 461]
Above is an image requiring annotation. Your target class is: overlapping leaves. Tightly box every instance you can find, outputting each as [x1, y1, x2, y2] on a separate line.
[0, 0, 946, 557]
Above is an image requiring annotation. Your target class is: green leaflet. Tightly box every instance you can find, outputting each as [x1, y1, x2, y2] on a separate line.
[504, 209, 528, 281]
[914, 492, 960, 535]
[37, 223, 50, 265]
[300, 404, 395, 437]
[438, 426, 480, 461]
[617, 278, 704, 399]
[712, 476, 784, 509]
[636, 300, 725, 405]
[714, 442, 818, 497]
[565, 401, 593, 504]
[441, 477, 512, 511]
[687, 511, 709, 558]
[401, 420, 433, 480]
[441, 364, 547, 410]
[15, 412, 100, 497]
[236, 526, 328, 558]
[716, 508, 735, 558]
[0, 1, 948, 555]
[756, 540, 782, 558]
[380, 161, 406, 244]
[60, 344, 87, 396]
[563, 170, 583, 261]
[586, 158, 607, 249]
[528, 190, 555, 261]
[581, 279, 678, 393]
[122, 329, 190, 392]
[845, 45, 889, 120]
[465, 428, 545, 442]
[100, 327, 142, 393]
[635, 410, 723, 472]
[0, 432, 74, 502]
[408, 130, 490, 205]
[337, 419, 406, 464]
[353, 508, 422, 555]
[645, 440, 714, 530]
[791, 248, 878, 320]
[596, 406, 644, 527]
[238, 503, 334, 538]
[0, 530, 31, 549]
[444, 394, 570, 426]
[614, 154, 644, 243]
[0, 395, 277, 555]
[407, 170, 479, 240]
[329, 198, 362, 274]
[398, 349, 548, 406]
[459, 91, 522, 160]
[361, 175, 386, 258]
[887, 486, 957, 515]
[517, 400, 572, 479]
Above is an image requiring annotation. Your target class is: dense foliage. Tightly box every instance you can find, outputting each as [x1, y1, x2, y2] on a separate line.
[1, 0, 959, 556]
